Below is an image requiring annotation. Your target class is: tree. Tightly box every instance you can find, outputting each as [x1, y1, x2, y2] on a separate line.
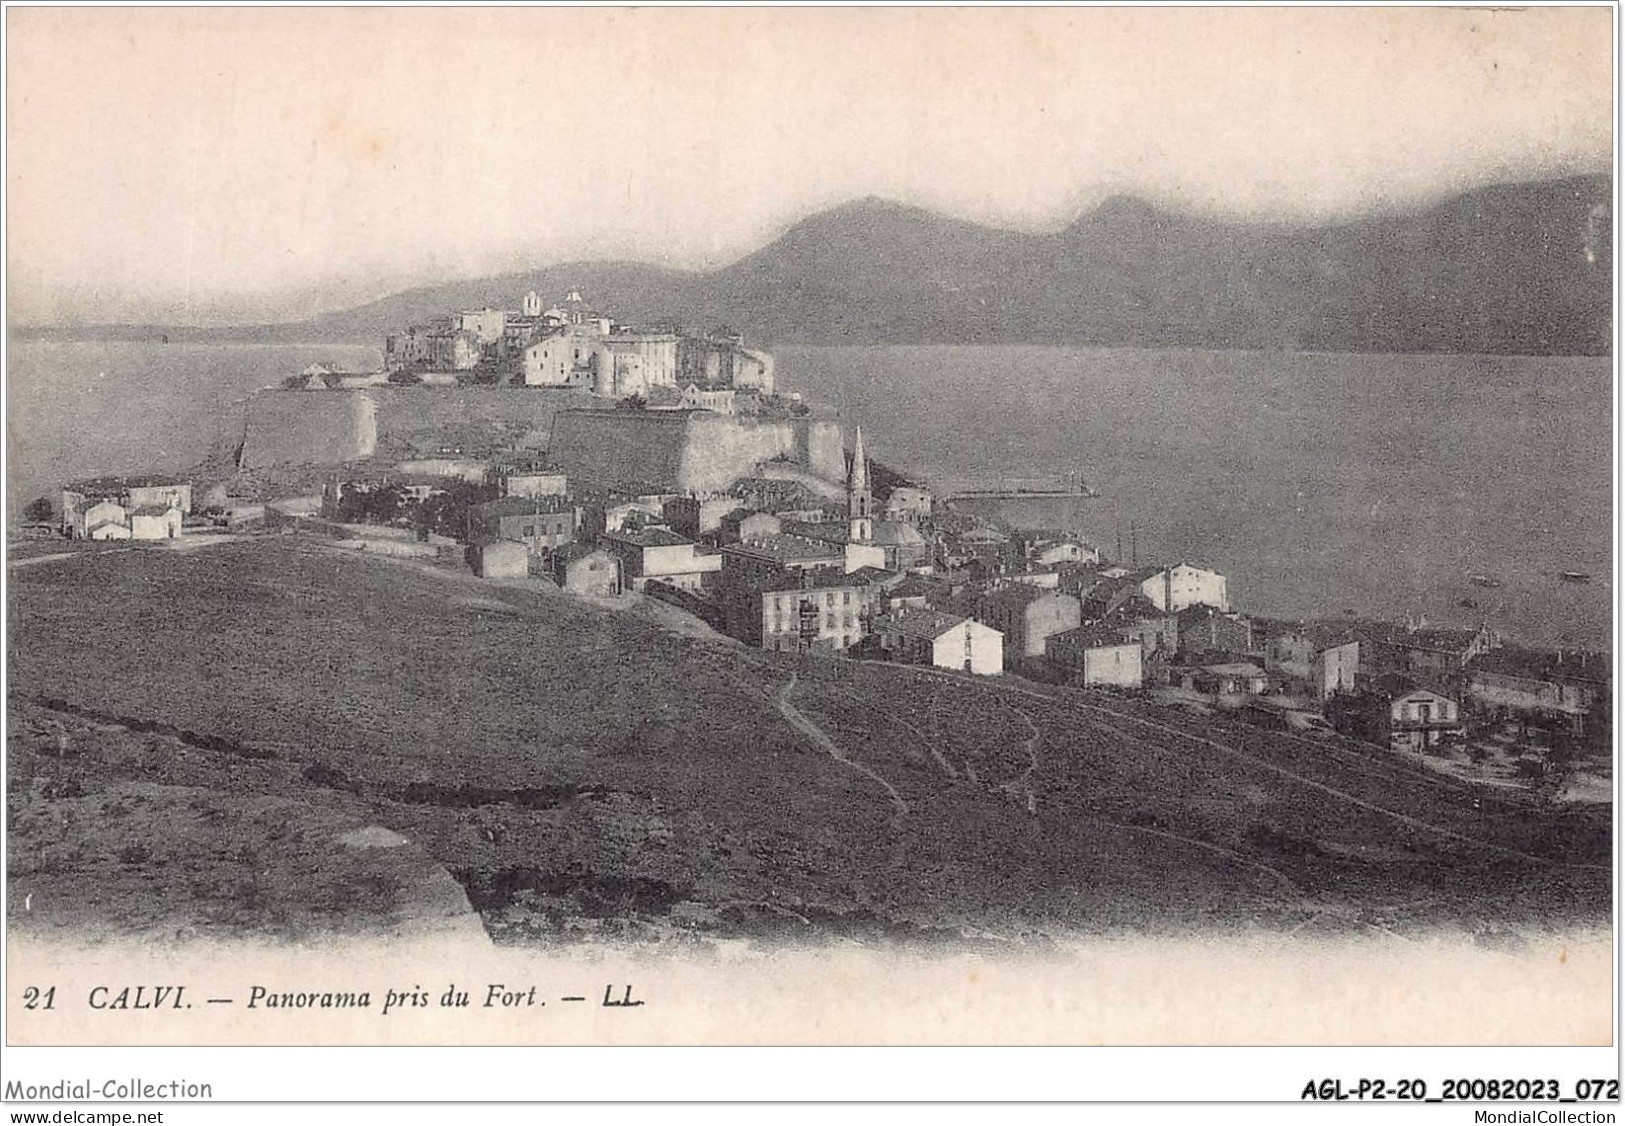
[22, 496, 54, 523]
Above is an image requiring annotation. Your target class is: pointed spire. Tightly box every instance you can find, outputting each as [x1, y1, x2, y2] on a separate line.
[849, 426, 869, 493]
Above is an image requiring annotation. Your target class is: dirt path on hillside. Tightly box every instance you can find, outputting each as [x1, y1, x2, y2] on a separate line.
[863, 660, 1604, 871]
[999, 700, 1041, 813]
[777, 673, 908, 820]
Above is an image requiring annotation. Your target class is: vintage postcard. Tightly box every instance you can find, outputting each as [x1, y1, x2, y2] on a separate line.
[1, 3, 1615, 1101]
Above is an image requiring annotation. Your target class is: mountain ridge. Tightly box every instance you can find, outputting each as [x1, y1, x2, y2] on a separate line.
[19, 173, 1611, 356]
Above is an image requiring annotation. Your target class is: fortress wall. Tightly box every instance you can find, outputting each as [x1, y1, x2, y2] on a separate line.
[367, 386, 601, 440]
[680, 414, 802, 494]
[550, 411, 850, 495]
[238, 387, 604, 469]
[548, 410, 695, 491]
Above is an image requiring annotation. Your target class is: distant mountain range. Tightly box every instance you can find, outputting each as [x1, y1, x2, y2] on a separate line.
[21, 174, 1611, 356]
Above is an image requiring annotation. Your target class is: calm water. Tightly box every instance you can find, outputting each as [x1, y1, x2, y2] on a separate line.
[777, 345, 1613, 650]
[5, 340, 1611, 649]
[6, 339, 380, 516]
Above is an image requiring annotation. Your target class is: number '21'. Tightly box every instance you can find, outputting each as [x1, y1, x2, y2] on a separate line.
[22, 986, 56, 1010]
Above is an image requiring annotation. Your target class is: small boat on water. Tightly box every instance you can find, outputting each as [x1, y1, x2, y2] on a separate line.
[1559, 571, 1593, 584]
[1467, 573, 1502, 588]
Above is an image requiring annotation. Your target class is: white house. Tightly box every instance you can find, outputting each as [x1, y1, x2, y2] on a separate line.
[128, 505, 182, 540]
[1139, 563, 1229, 613]
[1388, 687, 1464, 751]
[875, 609, 1003, 676]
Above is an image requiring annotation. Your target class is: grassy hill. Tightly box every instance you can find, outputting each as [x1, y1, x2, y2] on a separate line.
[6, 537, 1609, 946]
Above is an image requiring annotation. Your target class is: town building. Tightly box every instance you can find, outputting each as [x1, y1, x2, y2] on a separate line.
[521, 331, 574, 386]
[721, 534, 846, 588]
[870, 520, 931, 572]
[1080, 594, 1178, 659]
[1385, 682, 1465, 751]
[474, 539, 531, 579]
[384, 325, 437, 372]
[62, 476, 192, 539]
[465, 496, 578, 552]
[1465, 647, 1609, 735]
[497, 467, 568, 500]
[675, 335, 775, 394]
[1350, 622, 1497, 681]
[80, 500, 132, 540]
[662, 495, 741, 539]
[551, 544, 622, 598]
[722, 566, 892, 652]
[718, 509, 783, 545]
[1138, 563, 1230, 613]
[677, 384, 736, 414]
[883, 487, 933, 524]
[874, 609, 1003, 676]
[1175, 605, 1257, 656]
[966, 586, 1083, 661]
[128, 505, 183, 540]
[1265, 626, 1360, 698]
[1046, 626, 1143, 688]
[1031, 536, 1101, 567]
[600, 527, 722, 593]
[1165, 659, 1268, 698]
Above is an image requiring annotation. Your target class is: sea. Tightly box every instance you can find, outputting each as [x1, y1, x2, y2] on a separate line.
[5, 339, 1612, 650]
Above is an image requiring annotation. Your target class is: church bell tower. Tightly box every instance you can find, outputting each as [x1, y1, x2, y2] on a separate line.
[847, 425, 873, 544]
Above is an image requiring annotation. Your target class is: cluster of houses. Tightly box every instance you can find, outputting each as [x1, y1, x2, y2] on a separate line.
[58, 476, 193, 541]
[368, 289, 775, 405]
[306, 414, 1612, 762]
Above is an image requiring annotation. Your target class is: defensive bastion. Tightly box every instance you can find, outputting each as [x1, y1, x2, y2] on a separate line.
[236, 388, 845, 494]
[545, 410, 845, 494]
[236, 386, 605, 468]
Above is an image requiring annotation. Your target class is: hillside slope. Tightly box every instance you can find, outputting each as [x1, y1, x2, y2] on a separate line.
[8, 538, 1608, 947]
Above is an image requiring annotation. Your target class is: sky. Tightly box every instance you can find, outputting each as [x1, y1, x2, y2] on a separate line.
[6, 6, 1614, 326]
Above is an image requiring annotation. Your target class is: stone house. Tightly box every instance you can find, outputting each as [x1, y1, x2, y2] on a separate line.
[874, 609, 1003, 676]
[1265, 626, 1360, 698]
[128, 505, 183, 540]
[474, 539, 531, 579]
[965, 586, 1083, 661]
[1466, 647, 1609, 735]
[1046, 626, 1143, 688]
[551, 544, 621, 598]
[723, 566, 892, 652]
[883, 487, 933, 524]
[465, 497, 578, 552]
[601, 527, 722, 593]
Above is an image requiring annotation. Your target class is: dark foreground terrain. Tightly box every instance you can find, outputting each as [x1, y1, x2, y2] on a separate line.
[6, 537, 1611, 948]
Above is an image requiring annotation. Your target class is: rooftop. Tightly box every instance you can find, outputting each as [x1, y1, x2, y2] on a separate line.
[603, 527, 695, 549]
[876, 608, 974, 643]
[755, 565, 896, 594]
[1471, 645, 1611, 685]
[552, 543, 614, 566]
[66, 474, 190, 495]
[724, 534, 845, 566]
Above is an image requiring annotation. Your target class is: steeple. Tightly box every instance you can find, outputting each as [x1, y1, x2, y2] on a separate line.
[847, 425, 873, 544]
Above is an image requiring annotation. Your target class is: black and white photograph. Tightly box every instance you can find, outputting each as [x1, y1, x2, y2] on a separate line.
[1, 3, 1616, 1102]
